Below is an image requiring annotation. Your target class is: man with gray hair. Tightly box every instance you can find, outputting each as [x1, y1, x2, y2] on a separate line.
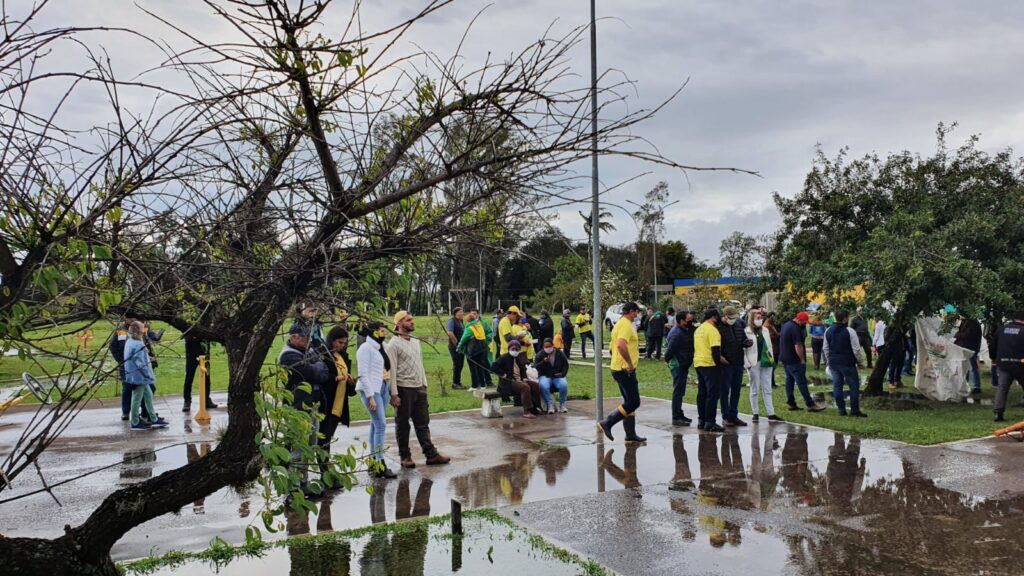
[279, 322, 330, 497]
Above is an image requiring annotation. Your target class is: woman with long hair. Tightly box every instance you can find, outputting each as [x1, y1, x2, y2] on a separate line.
[356, 321, 397, 478]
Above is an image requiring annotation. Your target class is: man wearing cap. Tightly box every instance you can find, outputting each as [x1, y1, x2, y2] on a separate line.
[387, 311, 451, 468]
[780, 312, 825, 412]
[598, 302, 647, 444]
[719, 305, 752, 427]
[498, 306, 533, 358]
[693, 309, 726, 433]
[491, 339, 543, 418]
[993, 311, 1024, 422]
[664, 310, 696, 426]
[560, 309, 575, 359]
[576, 305, 595, 359]
[446, 307, 466, 390]
[278, 322, 331, 494]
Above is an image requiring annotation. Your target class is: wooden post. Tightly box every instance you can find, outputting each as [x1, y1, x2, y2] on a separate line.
[194, 355, 211, 424]
[451, 499, 463, 535]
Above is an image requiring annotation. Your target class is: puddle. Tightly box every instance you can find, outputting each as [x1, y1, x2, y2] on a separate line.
[136, 515, 588, 576]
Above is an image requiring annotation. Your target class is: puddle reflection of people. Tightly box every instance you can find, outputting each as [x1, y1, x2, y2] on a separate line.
[369, 477, 433, 524]
[185, 442, 211, 512]
[601, 445, 640, 489]
[537, 446, 570, 486]
[780, 432, 814, 505]
[695, 434, 745, 548]
[119, 448, 157, 483]
[748, 432, 780, 512]
[359, 514, 429, 576]
[825, 433, 865, 511]
[286, 509, 352, 576]
[669, 434, 693, 492]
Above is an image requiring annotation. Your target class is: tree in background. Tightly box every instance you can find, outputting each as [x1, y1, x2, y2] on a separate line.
[768, 125, 1024, 395]
[718, 231, 763, 278]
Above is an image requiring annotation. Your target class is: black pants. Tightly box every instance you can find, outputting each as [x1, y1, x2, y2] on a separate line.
[467, 352, 492, 388]
[858, 338, 873, 368]
[646, 336, 662, 358]
[579, 331, 595, 357]
[611, 369, 641, 414]
[563, 337, 573, 359]
[183, 354, 212, 406]
[696, 366, 722, 427]
[448, 348, 464, 386]
[396, 386, 438, 461]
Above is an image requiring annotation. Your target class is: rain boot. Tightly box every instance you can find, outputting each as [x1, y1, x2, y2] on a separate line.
[598, 407, 626, 441]
[623, 416, 647, 445]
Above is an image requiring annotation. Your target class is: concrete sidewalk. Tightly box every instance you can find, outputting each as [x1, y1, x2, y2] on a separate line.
[2, 394, 1024, 574]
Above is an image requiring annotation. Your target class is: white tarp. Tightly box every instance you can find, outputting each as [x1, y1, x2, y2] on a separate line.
[914, 317, 971, 402]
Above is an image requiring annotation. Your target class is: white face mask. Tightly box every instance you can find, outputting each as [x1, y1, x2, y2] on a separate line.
[754, 319, 764, 327]
[543, 347, 554, 355]
[724, 317, 737, 326]
[509, 350, 520, 358]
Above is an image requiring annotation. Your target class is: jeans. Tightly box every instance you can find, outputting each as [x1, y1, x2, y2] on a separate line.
[903, 337, 916, 374]
[449, 348, 464, 386]
[695, 366, 722, 427]
[670, 364, 690, 420]
[719, 363, 744, 420]
[611, 369, 641, 415]
[967, 353, 981, 392]
[994, 366, 1024, 415]
[396, 386, 438, 461]
[886, 346, 905, 384]
[359, 381, 389, 462]
[784, 363, 815, 408]
[467, 352, 491, 388]
[990, 359, 999, 388]
[129, 382, 158, 426]
[830, 364, 860, 414]
[748, 365, 775, 417]
[538, 376, 569, 409]
[579, 331, 595, 358]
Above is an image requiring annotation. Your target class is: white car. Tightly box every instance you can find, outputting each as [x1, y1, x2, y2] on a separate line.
[604, 303, 646, 332]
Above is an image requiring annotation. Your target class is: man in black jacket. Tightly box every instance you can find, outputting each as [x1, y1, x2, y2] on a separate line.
[534, 338, 570, 413]
[850, 308, 872, 368]
[645, 308, 668, 360]
[183, 335, 218, 412]
[718, 306, 752, 427]
[954, 313, 983, 394]
[560, 309, 575, 359]
[537, 311, 555, 350]
[664, 310, 695, 426]
[278, 323, 331, 492]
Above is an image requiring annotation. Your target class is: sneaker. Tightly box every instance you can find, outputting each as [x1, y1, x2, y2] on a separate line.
[121, 414, 130, 421]
[808, 404, 826, 413]
[373, 466, 398, 479]
[131, 422, 152, 431]
[751, 414, 759, 422]
[838, 412, 848, 417]
[767, 415, 784, 422]
[787, 404, 802, 411]
[970, 389, 981, 395]
[559, 405, 568, 413]
[724, 419, 737, 427]
[731, 418, 748, 427]
[452, 383, 465, 390]
[182, 405, 191, 413]
[425, 454, 451, 466]
[672, 419, 690, 427]
[547, 407, 555, 415]
[151, 417, 169, 428]
[704, 423, 726, 433]
[850, 412, 868, 418]
[523, 412, 537, 419]
[206, 400, 219, 409]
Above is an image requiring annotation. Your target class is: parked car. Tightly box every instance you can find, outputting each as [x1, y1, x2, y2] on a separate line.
[604, 303, 646, 332]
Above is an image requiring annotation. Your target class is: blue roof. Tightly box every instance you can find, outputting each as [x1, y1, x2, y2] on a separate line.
[673, 277, 760, 287]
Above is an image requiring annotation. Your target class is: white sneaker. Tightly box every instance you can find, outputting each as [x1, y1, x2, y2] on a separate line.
[559, 405, 568, 413]
[547, 407, 555, 415]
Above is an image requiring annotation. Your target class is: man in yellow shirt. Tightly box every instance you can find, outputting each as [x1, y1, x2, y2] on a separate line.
[575, 305, 595, 359]
[598, 302, 647, 444]
[498, 306, 534, 359]
[693, 308, 726, 433]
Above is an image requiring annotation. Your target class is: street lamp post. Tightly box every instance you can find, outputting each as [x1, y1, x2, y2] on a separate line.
[589, 0, 603, 422]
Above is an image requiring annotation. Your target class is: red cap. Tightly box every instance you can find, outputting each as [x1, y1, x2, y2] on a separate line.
[795, 312, 810, 323]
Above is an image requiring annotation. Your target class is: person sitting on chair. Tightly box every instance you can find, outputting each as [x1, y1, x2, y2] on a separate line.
[490, 340, 543, 419]
[534, 338, 570, 414]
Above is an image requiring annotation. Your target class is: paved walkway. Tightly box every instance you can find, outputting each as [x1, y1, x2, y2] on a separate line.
[2, 394, 1024, 574]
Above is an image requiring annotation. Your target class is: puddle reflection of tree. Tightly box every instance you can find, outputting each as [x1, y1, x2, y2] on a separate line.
[450, 448, 571, 506]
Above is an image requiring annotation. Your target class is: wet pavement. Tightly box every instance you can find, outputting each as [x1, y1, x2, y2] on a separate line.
[3, 394, 1024, 574]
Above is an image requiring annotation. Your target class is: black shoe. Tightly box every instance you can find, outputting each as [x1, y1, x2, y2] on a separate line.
[206, 400, 219, 409]
[724, 419, 736, 427]
[787, 404, 802, 411]
[767, 415, 784, 422]
[850, 412, 868, 418]
[452, 383, 465, 390]
[182, 405, 191, 413]
[597, 421, 614, 441]
[623, 417, 647, 444]
[731, 418, 748, 427]
[373, 466, 398, 479]
[121, 414, 130, 421]
[704, 423, 726, 433]
[838, 412, 848, 417]
[752, 414, 759, 422]
[672, 419, 690, 427]
[970, 389, 981, 395]
[994, 414, 1006, 423]
[624, 436, 648, 445]
[682, 416, 693, 424]
[808, 404, 826, 413]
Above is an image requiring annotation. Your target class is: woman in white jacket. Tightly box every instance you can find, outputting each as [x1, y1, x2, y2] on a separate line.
[356, 321, 397, 479]
[745, 309, 782, 422]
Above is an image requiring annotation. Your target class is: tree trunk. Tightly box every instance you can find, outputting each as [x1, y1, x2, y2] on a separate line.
[864, 322, 906, 396]
[0, 307, 283, 575]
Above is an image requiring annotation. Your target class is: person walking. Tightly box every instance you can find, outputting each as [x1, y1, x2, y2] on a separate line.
[954, 312, 983, 395]
[744, 309, 781, 422]
[491, 340, 543, 418]
[576, 305, 595, 359]
[387, 311, 451, 469]
[718, 305, 751, 426]
[645, 308, 668, 360]
[124, 321, 168, 430]
[993, 312, 1024, 423]
[780, 312, 825, 412]
[597, 303, 646, 444]
[534, 338, 570, 414]
[320, 326, 364, 484]
[809, 315, 826, 370]
[560, 309, 575, 359]
[446, 308, 466, 390]
[850, 308, 873, 369]
[823, 311, 867, 417]
[182, 335, 218, 413]
[111, 311, 163, 422]
[456, 308, 494, 389]
[664, 310, 695, 426]
[356, 322, 397, 478]
[693, 309, 726, 433]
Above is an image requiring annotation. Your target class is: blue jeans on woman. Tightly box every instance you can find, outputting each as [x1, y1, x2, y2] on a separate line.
[538, 376, 569, 410]
[967, 353, 981, 392]
[359, 381, 390, 462]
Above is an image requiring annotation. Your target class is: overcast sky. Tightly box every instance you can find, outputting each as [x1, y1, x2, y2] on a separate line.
[31, 0, 1024, 263]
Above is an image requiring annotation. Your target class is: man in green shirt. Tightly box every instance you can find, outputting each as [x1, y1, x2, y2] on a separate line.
[598, 302, 647, 444]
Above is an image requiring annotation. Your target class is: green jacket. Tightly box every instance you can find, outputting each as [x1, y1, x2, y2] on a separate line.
[457, 319, 494, 364]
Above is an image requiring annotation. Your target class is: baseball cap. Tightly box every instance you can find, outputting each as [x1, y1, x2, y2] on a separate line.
[795, 312, 810, 323]
[288, 322, 312, 337]
[508, 339, 521, 349]
[506, 305, 522, 315]
[393, 310, 410, 328]
[722, 305, 739, 319]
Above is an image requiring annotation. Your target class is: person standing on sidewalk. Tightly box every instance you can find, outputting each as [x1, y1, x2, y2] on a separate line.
[598, 303, 647, 444]
[744, 309, 781, 422]
[456, 308, 494, 389]
[993, 312, 1024, 423]
[446, 308, 466, 390]
[356, 322, 397, 479]
[693, 309, 726, 433]
[124, 321, 168, 430]
[780, 312, 825, 413]
[823, 311, 867, 417]
[182, 335, 218, 413]
[664, 310, 695, 427]
[851, 308, 873, 369]
[718, 305, 751, 427]
[560, 309, 575, 359]
[576, 305, 595, 359]
[388, 311, 451, 469]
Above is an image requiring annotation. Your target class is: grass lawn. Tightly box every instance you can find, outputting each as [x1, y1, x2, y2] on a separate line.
[3, 316, 1019, 445]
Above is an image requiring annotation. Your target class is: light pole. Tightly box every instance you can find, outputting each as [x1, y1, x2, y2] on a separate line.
[589, 0, 603, 422]
[626, 197, 679, 305]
